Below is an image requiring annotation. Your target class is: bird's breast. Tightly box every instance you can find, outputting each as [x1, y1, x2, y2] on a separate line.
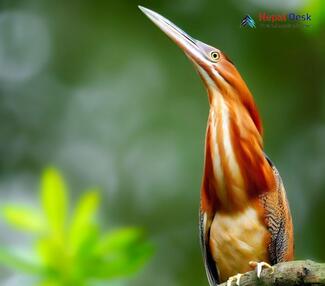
[209, 205, 269, 282]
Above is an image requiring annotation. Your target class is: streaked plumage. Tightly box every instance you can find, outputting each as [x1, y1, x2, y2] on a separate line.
[139, 6, 294, 285]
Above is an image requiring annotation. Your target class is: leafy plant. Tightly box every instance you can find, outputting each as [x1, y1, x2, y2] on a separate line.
[0, 168, 153, 286]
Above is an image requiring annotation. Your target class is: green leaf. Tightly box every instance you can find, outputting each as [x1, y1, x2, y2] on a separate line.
[90, 240, 153, 279]
[0, 168, 153, 283]
[41, 167, 68, 236]
[1, 205, 45, 233]
[0, 247, 43, 274]
[66, 226, 100, 282]
[94, 228, 143, 255]
[90, 228, 154, 278]
[68, 189, 100, 255]
[71, 225, 100, 263]
[36, 237, 66, 270]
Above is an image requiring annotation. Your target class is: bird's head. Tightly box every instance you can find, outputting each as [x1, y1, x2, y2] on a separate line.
[139, 6, 262, 135]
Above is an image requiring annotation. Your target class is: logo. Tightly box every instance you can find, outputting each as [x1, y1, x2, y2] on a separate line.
[259, 12, 311, 23]
[241, 12, 312, 29]
[241, 15, 256, 28]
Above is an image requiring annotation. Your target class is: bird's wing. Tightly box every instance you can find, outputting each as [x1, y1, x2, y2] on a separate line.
[260, 156, 294, 264]
[199, 211, 219, 285]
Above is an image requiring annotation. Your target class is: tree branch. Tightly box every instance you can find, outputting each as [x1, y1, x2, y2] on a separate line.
[219, 260, 325, 286]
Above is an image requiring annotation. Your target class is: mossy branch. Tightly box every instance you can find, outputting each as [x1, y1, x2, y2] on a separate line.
[218, 260, 325, 286]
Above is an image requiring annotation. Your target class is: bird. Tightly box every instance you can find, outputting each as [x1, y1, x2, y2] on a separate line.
[139, 6, 294, 286]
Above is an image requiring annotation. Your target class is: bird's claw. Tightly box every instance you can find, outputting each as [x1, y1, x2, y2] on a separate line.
[249, 261, 274, 278]
[226, 273, 243, 286]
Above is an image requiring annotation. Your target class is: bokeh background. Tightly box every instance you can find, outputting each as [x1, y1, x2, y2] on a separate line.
[0, 0, 324, 285]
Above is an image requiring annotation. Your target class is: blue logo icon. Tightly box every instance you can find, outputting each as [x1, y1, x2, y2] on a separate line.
[241, 15, 256, 28]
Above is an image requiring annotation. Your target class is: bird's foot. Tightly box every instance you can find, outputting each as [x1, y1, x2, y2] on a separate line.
[226, 273, 243, 286]
[249, 261, 274, 278]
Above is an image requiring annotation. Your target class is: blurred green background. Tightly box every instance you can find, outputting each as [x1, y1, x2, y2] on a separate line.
[0, 0, 324, 285]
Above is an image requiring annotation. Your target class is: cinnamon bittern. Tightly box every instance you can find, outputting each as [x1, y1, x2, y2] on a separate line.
[139, 6, 294, 285]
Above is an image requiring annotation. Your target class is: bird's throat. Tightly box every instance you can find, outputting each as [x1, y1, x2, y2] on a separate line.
[209, 94, 246, 208]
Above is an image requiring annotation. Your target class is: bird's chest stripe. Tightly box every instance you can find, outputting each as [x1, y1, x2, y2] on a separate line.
[209, 207, 269, 281]
[209, 91, 245, 205]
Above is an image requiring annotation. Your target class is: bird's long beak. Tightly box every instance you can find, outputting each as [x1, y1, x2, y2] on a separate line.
[139, 6, 206, 65]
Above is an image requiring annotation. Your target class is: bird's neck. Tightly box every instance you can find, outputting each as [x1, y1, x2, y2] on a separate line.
[201, 88, 275, 213]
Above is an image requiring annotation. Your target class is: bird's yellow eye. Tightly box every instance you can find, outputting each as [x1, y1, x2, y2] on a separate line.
[210, 51, 220, 62]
